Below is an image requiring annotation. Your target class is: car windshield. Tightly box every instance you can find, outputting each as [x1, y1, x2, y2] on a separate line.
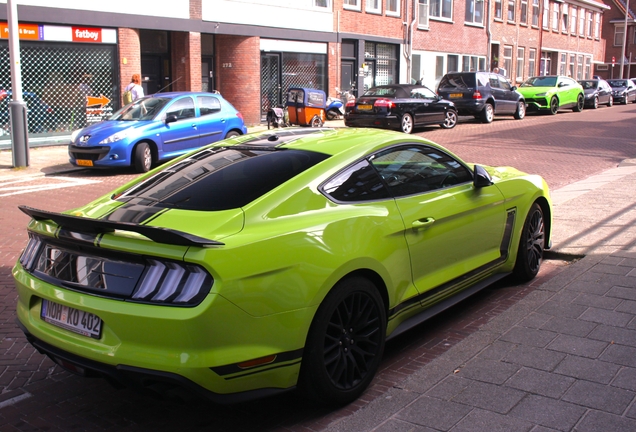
[607, 80, 627, 88]
[438, 74, 476, 89]
[521, 77, 557, 87]
[579, 80, 598, 90]
[363, 87, 397, 97]
[110, 97, 171, 121]
[116, 147, 330, 211]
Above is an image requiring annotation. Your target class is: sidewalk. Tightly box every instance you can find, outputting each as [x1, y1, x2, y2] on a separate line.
[2, 133, 636, 431]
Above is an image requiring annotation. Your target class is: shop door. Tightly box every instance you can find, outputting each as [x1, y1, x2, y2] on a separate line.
[141, 55, 171, 95]
[341, 60, 355, 102]
[261, 53, 282, 120]
[202, 58, 214, 92]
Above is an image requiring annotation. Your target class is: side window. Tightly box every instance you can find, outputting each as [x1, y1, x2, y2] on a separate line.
[412, 87, 437, 99]
[499, 77, 512, 91]
[489, 74, 500, 88]
[370, 146, 472, 197]
[198, 96, 222, 116]
[322, 160, 390, 202]
[166, 97, 195, 120]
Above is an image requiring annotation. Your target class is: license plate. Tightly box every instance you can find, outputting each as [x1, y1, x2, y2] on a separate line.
[357, 104, 373, 111]
[76, 159, 93, 167]
[449, 93, 462, 98]
[41, 300, 102, 339]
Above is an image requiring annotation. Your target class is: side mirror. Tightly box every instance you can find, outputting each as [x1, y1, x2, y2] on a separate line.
[474, 165, 493, 188]
[165, 114, 178, 124]
[511, 86, 518, 91]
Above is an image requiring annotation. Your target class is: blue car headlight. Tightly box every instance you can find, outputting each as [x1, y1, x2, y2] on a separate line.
[99, 127, 135, 144]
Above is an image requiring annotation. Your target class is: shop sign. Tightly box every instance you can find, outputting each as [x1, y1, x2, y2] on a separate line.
[0, 22, 42, 40]
[0, 22, 115, 44]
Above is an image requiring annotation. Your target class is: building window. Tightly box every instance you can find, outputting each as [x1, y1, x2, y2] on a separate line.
[507, 0, 515, 21]
[559, 53, 567, 75]
[614, 25, 624, 46]
[436, 56, 445, 80]
[542, 0, 549, 28]
[461, 55, 484, 71]
[585, 56, 591, 79]
[561, 5, 568, 32]
[314, 0, 330, 7]
[570, 7, 577, 34]
[386, 0, 400, 16]
[569, 54, 575, 77]
[344, 0, 361, 11]
[532, 0, 539, 26]
[577, 55, 583, 80]
[418, 0, 429, 28]
[579, 8, 585, 36]
[503, 45, 512, 76]
[430, 0, 453, 20]
[529, 48, 536, 76]
[587, 11, 593, 37]
[520, 0, 528, 24]
[448, 54, 459, 72]
[517, 47, 525, 81]
[465, 0, 484, 25]
[495, 0, 502, 19]
[594, 13, 600, 39]
[366, 0, 381, 14]
[552, 3, 559, 31]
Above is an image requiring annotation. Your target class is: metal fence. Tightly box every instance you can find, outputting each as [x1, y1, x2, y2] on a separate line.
[0, 41, 117, 137]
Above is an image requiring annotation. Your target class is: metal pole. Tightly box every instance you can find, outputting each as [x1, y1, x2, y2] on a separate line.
[620, 0, 630, 79]
[7, 0, 29, 168]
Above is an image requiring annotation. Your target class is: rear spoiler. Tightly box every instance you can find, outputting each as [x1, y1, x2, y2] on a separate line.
[19, 205, 223, 247]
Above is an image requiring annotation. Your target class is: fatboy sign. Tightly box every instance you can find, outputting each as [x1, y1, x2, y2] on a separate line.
[72, 27, 102, 43]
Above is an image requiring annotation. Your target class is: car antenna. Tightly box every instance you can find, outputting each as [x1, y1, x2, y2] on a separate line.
[157, 76, 183, 93]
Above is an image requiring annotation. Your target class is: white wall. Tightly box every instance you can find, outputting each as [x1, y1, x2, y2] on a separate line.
[0, 0, 190, 19]
[202, 0, 333, 33]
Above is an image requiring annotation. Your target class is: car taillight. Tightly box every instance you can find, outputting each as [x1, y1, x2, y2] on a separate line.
[374, 98, 395, 109]
[472, 91, 482, 99]
[236, 112, 244, 120]
[346, 100, 356, 107]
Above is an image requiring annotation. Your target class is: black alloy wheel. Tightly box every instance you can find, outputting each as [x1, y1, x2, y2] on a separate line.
[592, 96, 599, 109]
[299, 277, 386, 405]
[549, 97, 559, 115]
[513, 202, 545, 281]
[573, 94, 584, 112]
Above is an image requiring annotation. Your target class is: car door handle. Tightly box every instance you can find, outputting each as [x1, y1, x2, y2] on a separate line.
[192, 124, 197, 129]
[412, 217, 435, 229]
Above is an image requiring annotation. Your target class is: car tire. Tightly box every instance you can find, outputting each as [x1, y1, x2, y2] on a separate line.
[400, 113, 414, 134]
[480, 103, 494, 123]
[311, 115, 323, 127]
[133, 142, 153, 173]
[573, 94, 584, 112]
[607, 96, 613, 107]
[592, 96, 599, 109]
[549, 97, 559, 115]
[440, 110, 457, 129]
[224, 130, 240, 139]
[512, 202, 545, 282]
[299, 276, 386, 406]
[514, 101, 526, 120]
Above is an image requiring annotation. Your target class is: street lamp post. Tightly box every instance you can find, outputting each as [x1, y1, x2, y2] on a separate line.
[7, 0, 29, 168]
[619, 0, 630, 79]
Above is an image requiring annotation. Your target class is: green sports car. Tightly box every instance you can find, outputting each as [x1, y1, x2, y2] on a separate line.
[518, 75, 584, 114]
[13, 128, 552, 405]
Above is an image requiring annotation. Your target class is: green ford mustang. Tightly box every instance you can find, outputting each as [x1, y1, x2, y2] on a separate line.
[517, 75, 584, 114]
[13, 128, 552, 405]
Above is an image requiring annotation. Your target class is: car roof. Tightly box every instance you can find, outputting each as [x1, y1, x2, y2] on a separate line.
[147, 91, 225, 99]
[217, 127, 453, 160]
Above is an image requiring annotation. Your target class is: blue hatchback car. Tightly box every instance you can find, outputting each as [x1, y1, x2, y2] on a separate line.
[68, 91, 247, 172]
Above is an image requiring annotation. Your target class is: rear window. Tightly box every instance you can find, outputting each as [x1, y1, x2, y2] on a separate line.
[117, 147, 330, 211]
[438, 74, 476, 89]
[607, 80, 628, 87]
[363, 87, 398, 97]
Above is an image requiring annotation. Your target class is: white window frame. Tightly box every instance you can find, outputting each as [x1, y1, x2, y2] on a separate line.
[466, 0, 484, 25]
[570, 6, 577, 34]
[366, 0, 381, 14]
[552, 3, 559, 31]
[614, 25, 624, 46]
[313, 0, 331, 8]
[520, 0, 528, 24]
[585, 56, 591, 79]
[559, 53, 567, 75]
[495, 0, 503, 20]
[569, 54, 575, 77]
[507, 0, 515, 21]
[577, 55, 583, 80]
[529, 48, 536, 76]
[586, 10, 593, 37]
[386, 0, 400, 16]
[561, 4, 568, 33]
[418, 0, 430, 28]
[517, 47, 525, 81]
[503, 45, 513, 76]
[594, 12, 600, 39]
[532, 0, 539, 26]
[579, 8, 585, 36]
[542, 0, 549, 28]
[429, 0, 453, 21]
[344, 0, 361, 11]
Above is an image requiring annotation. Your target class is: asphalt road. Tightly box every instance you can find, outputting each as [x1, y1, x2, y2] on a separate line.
[0, 102, 635, 431]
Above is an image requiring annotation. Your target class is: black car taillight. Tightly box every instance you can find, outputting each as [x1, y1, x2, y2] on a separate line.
[472, 91, 483, 99]
[374, 98, 395, 109]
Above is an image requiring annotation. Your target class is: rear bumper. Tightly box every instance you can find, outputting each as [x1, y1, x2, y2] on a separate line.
[344, 114, 399, 130]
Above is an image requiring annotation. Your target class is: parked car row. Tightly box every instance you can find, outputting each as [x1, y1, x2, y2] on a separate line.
[344, 74, 636, 134]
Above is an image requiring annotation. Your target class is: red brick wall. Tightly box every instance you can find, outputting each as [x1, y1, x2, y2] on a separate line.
[335, 1, 405, 39]
[215, 35, 261, 126]
[328, 42, 339, 97]
[190, 0, 202, 20]
[171, 32, 202, 92]
[118, 28, 141, 105]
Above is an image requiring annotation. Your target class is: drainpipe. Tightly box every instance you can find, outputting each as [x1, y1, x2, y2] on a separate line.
[402, 0, 411, 80]
[620, 0, 630, 79]
[486, 0, 492, 70]
[537, 0, 544, 75]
